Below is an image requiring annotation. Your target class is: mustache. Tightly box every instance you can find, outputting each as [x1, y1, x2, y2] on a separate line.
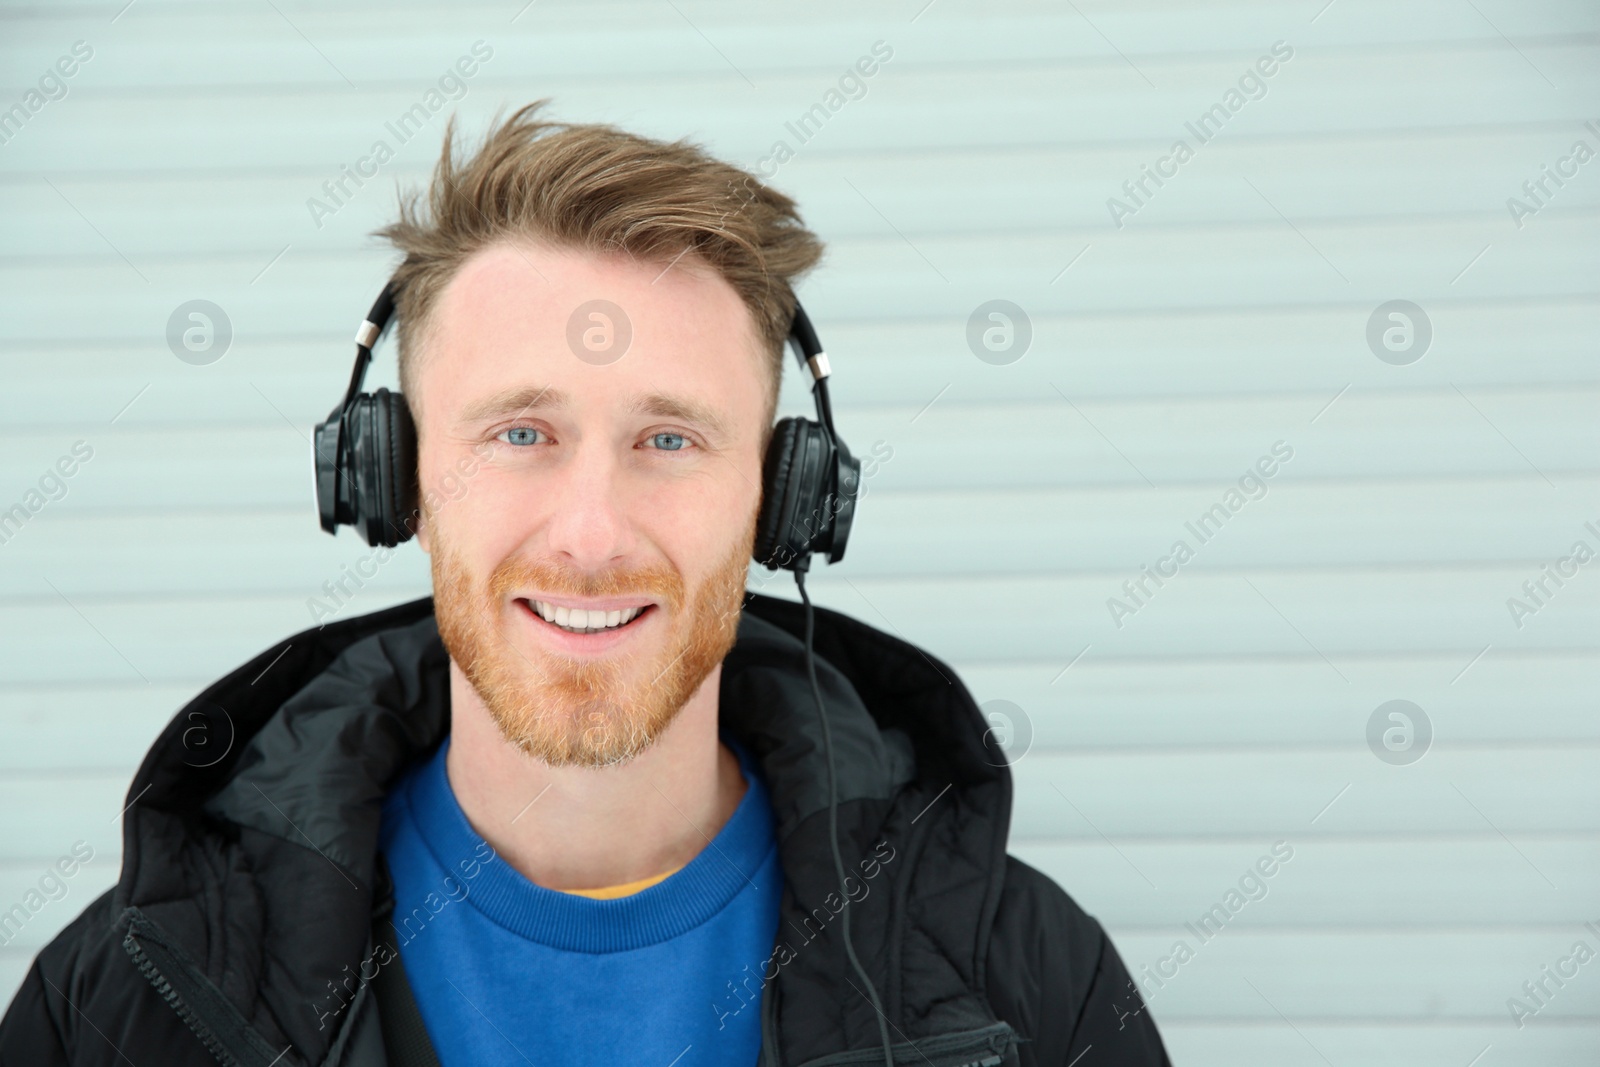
[487, 555, 686, 610]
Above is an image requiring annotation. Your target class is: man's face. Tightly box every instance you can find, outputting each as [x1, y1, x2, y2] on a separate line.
[412, 240, 770, 767]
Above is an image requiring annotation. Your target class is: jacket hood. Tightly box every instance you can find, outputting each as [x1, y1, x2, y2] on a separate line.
[113, 591, 1016, 1066]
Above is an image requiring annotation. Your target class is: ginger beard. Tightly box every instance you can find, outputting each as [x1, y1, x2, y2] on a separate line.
[429, 511, 755, 768]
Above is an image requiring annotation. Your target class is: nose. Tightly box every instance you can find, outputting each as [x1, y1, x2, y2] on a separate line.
[539, 439, 633, 571]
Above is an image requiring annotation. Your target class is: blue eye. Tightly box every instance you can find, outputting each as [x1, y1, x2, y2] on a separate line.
[649, 432, 688, 451]
[501, 427, 541, 446]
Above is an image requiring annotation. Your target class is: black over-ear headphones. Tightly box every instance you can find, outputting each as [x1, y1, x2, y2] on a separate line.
[313, 281, 859, 573]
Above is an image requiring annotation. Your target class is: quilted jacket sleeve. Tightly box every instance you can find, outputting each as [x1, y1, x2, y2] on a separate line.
[984, 855, 1172, 1067]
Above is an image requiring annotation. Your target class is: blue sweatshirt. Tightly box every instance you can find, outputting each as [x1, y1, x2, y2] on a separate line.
[377, 736, 781, 1066]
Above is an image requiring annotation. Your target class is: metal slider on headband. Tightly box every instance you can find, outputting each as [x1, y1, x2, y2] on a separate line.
[355, 319, 382, 350]
[807, 352, 832, 381]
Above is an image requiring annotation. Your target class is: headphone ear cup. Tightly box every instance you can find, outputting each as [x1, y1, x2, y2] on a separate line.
[348, 388, 418, 548]
[374, 388, 419, 547]
[826, 444, 861, 565]
[754, 418, 800, 568]
[313, 410, 351, 535]
[755, 416, 832, 570]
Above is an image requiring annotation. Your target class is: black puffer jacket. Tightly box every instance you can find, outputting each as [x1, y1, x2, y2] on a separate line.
[0, 593, 1170, 1067]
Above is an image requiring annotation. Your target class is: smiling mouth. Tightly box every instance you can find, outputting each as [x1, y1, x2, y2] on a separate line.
[519, 599, 654, 636]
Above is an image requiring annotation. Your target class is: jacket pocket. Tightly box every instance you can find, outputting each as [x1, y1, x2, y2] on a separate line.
[789, 1021, 1018, 1067]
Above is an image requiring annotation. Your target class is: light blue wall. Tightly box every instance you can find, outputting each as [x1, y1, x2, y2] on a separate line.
[1, 1, 1597, 1063]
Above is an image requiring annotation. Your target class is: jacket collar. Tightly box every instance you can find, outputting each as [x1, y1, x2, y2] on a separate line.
[113, 592, 1012, 1065]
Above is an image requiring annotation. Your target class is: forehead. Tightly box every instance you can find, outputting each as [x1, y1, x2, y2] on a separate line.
[414, 240, 769, 430]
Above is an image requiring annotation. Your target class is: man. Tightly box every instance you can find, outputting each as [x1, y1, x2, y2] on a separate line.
[0, 103, 1169, 1067]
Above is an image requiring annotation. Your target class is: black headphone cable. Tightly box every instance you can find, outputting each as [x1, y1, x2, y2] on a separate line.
[793, 560, 896, 1067]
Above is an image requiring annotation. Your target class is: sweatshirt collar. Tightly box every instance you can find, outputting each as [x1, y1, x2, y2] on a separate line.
[387, 734, 777, 953]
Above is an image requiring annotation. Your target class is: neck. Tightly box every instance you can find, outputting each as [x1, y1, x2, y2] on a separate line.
[443, 661, 746, 891]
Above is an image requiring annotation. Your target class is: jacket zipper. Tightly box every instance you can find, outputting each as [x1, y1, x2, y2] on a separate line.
[759, 970, 781, 1067]
[123, 930, 243, 1067]
[120, 908, 293, 1067]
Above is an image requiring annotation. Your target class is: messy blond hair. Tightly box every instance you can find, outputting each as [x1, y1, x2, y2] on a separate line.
[376, 100, 824, 438]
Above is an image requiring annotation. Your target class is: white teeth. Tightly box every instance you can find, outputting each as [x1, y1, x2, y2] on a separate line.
[530, 601, 645, 634]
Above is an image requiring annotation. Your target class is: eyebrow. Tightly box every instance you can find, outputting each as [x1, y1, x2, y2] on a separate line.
[630, 392, 734, 444]
[456, 384, 734, 444]
[457, 384, 565, 426]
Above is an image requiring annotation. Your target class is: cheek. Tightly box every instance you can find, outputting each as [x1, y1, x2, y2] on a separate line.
[419, 450, 517, 553]
[636, 465, 760, 558]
